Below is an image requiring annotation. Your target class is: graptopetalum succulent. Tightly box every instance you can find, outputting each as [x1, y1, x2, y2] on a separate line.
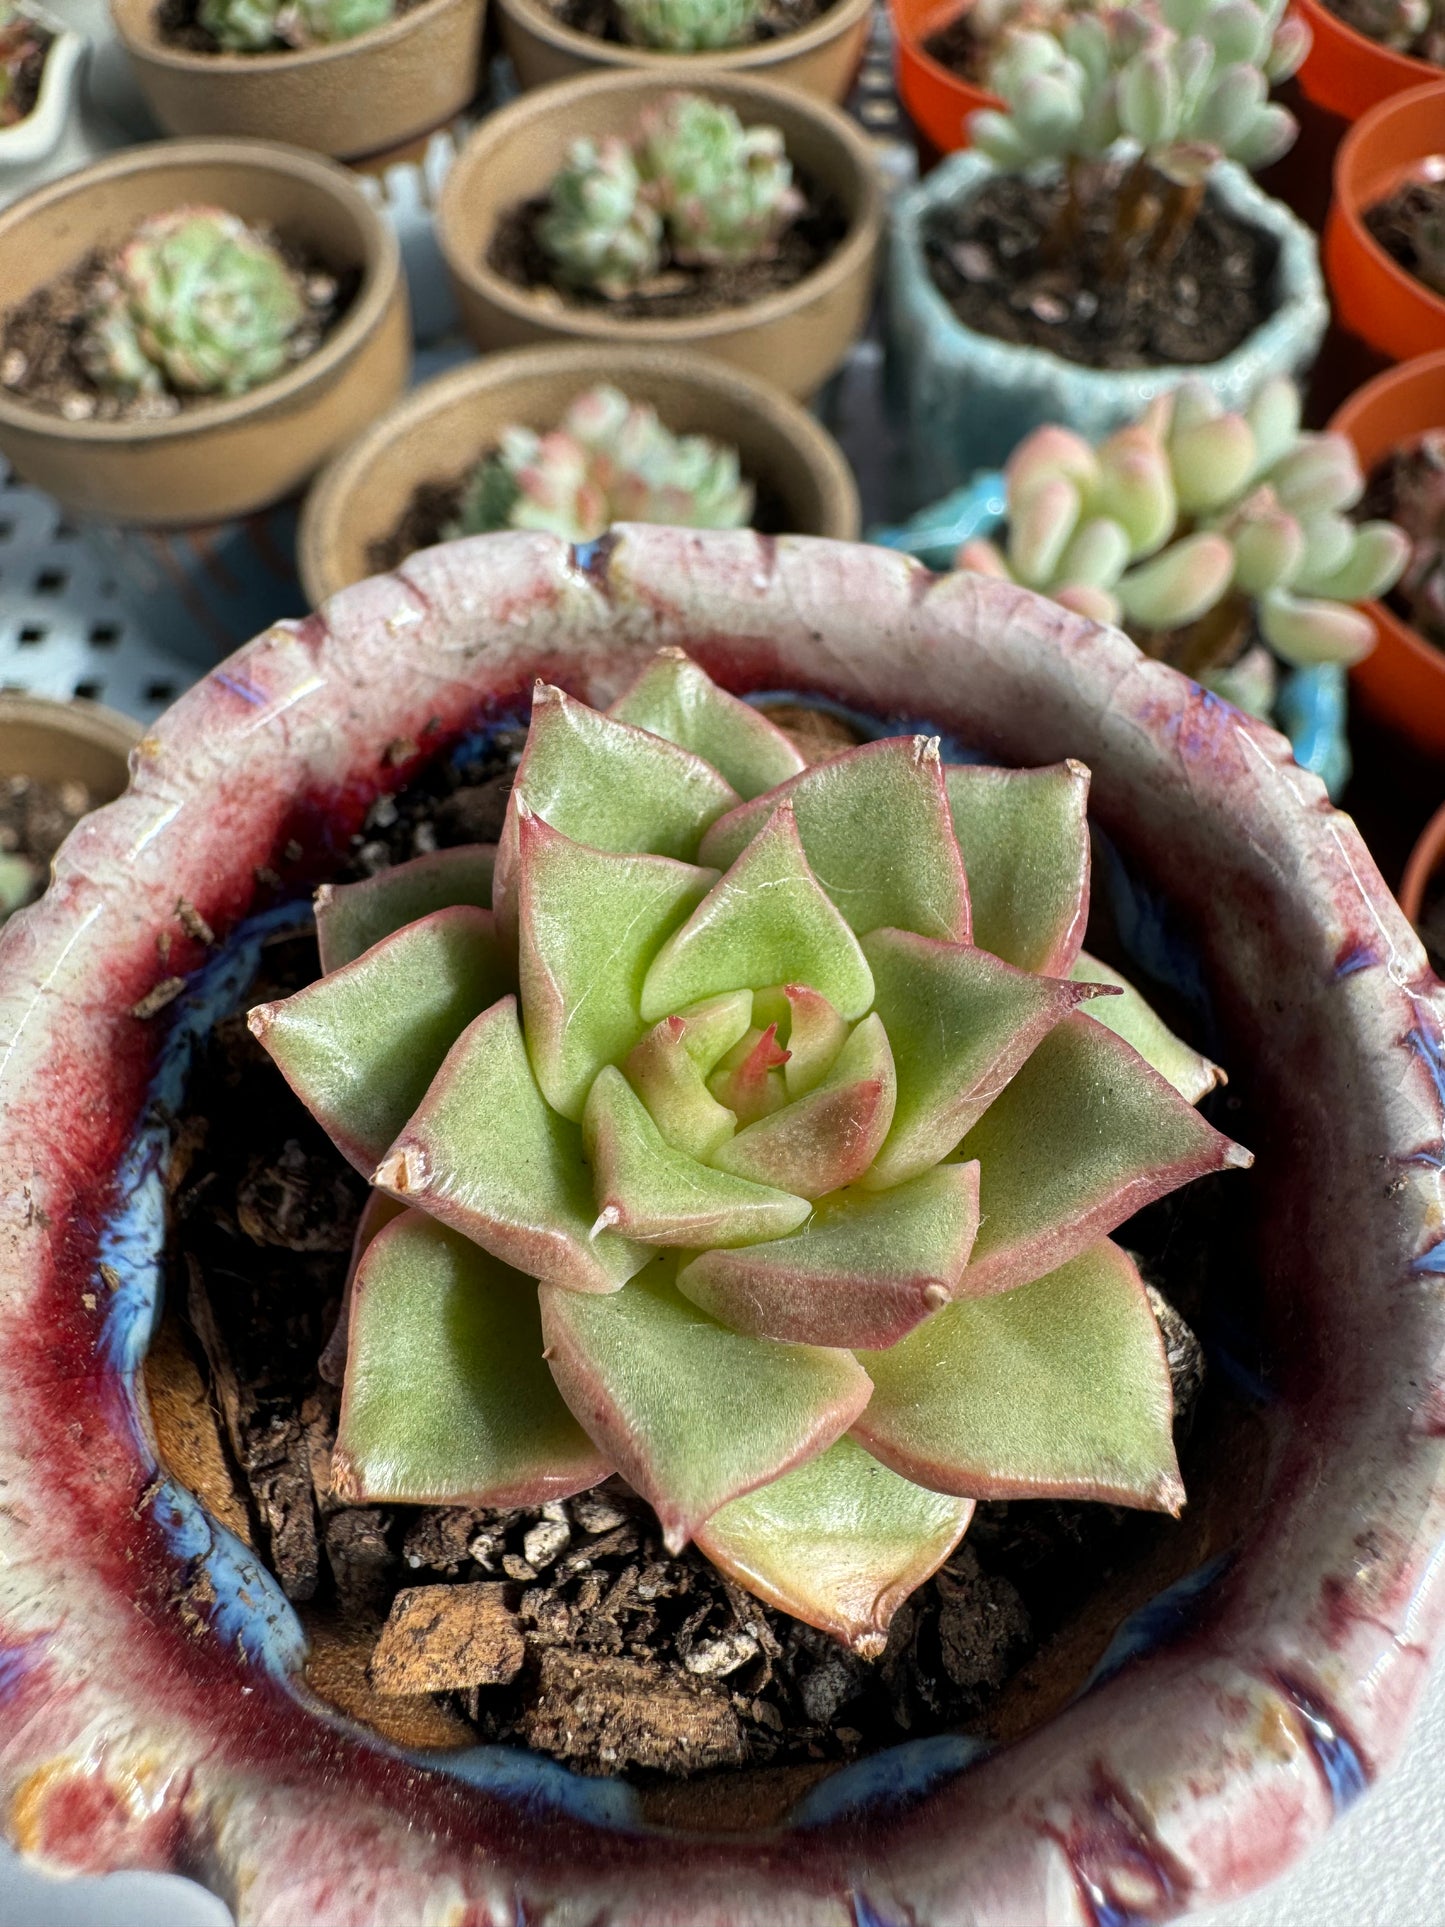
[959, 378, 1409, 695]
[445, 385, 753, 543]
[79, 206, 313, 402]
[198, 0, 394, 51]
[250, 651, 1251, 1652]
[613, 0, 764, 51]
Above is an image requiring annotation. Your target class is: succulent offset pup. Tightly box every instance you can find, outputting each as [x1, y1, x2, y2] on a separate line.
[251, 651, 1251, 1652]
[614, 0, 765, 50]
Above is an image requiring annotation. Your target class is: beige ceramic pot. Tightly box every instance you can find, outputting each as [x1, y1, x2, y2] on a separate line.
[436, 70, 883, 399]
[109, 0, 487, 160]
[297, 342, 862, 601]
[0, 138, 409, 528]
[495, 0, 871, 101]
[0, 694, 140, 797]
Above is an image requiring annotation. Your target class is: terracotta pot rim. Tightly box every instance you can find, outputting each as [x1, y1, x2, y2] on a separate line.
[496, 0, 873, 72]
[296, 341, 863, 603]
[108, 0, 467, 74]
[436, 68, 884, 346]
[1330, 79, 1445, 330]
[0, 692, 143, 766]
[1295, 0, 1445, 96]
[0, 137, 402, 448]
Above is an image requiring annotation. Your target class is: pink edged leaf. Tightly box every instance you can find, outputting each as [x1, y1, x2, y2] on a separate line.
[709, 1012, 897, 1199]
[517, 808, 716, 1121]
[695, 1434, 974, 1656]
[375, 996, 648, 1294]
[248, 906, 513, 1175]
[641, 805, 874, 1023]
[706, 1022, 790, 1125]
[855, 1239, 1184, 1513]
[958, 1012, 1252, 1297]
[539, 1255, 873, 1550]
[608, 647, 807, 799]
[315, 845, 496, 974]
[1072, 951, 1224, 1104]
[698, 736, 970, 942]
[319, 1189, 406, 1387]
[493, 682, 739, 944]
[860, 927, 1104, 1191]
[583, 1066, 811, 1247]
[678, 1162, 980, 1349]
[623, 1005, 748, 1162]
[334, 1209, 609, 1507]
[944, 761, 1090, 973]
[753, 983, 849, 1097]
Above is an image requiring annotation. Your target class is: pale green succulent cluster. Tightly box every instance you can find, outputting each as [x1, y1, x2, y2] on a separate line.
[540, 93, 803, 298]
[970, 0, 1308, 184]
[613, 0, 764, 51]
[198, 0, 393, 51]
[79, 206, 311, 402]
[446, 385, 754, 544]
[960, 379, 1410, 671]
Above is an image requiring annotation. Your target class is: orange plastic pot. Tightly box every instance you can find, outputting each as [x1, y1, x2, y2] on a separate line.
[1323, 80, 1445, 365]
[1400, 795, 1445, 921]
[1294, 0, 1442, 124]
[890, 0, 998, 157]
[1331, 349, 1445, 758]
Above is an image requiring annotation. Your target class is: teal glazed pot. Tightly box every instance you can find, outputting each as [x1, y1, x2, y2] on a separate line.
[887, 151, 1329, 506]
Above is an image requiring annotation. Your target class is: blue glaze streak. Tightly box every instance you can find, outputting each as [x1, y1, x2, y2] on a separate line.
[209, 671, 268, 706]
[1081, 1555, 1233, 1696]
[1407, 1023, 1445, 1114]
[1277, 1678, 1369, 1813]
[1081, 1891, 1166, 1927]
[851, 1894, 905, 1927]
[789, 1733, 990, 1828]
[0, 1635, 47, 1704]
[1334, 944, 1378, 981]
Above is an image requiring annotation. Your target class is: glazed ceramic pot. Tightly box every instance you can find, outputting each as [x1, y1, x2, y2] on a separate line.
[1324, 81, 1445, 368]
[109, 0, 488, 161]
[890, 0, 1000, 158]
[297, 342, 862, 602]
[1, 527, 1443, 1924]
[496, 0, 872, 101]
[436, 70, 883, 400]
[0, 6, 86, 172]
[887, 148, 1329, 504]
[0, 137, 410, 527]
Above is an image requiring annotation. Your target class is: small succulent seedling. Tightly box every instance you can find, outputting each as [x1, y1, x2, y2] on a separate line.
[79, 206, 311, 401]
[250, 650, 1251, 1651]
[0, 1, 47, 127]
[1331, 0, 1444, 56]
[538, 136, 666, 298]
[446, 385, 754, 544]
[1385, 429, 1445, 651]
[614, 0, 764, 50]
[638, 93, 804, 266]
[199, 0, 393, 49]
[958, 378, 1410, 675]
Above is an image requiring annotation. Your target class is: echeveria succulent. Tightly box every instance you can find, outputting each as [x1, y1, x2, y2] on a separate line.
[79, 206, 310, 401]
[959, 379, 1410, 673]
[614, 0, 764, 50]
[446, 385, 753, 544]
[638, 93, 804, 266]
[539, 135, 666, 299]
[199, 0, 394, 48]
[250, 651, 1250, 1651]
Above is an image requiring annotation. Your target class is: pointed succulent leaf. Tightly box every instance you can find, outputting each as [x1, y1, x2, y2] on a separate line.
[584, 1065, 811, 1246]
[1258, 589, 1377, 667]
[315, 845, 496, 973]
[968, 107, 1038, 170]
[1169, 412, 1258, 513]
[679, 1162, 980, 1348]
[644, 804, 874, 1022]
[855, 1240, 1183, 1512]
[753, 983, 849, 1097]
[1295, 510, 1355, 587]
[1201, 0, 1269, 63]
[1007, 475, 1082, 587]
[699, 737, 971, 943]
[1266, 435, 1364, 517]
[1056, 515, 1132, 590]
[624, 1006, 746, 1160]
[707, 1021, 791, 1124]
[540, 1258, 872, 1550]
[861, 928, 1101, 1190]
[696, 1436, 974, 1657]
[1071, 951, 1223, 1102]
[1245, 376, 1302, 477]
[1118, 46, 1182, 145]
[334, 1211, 609, 1506]
[1294, 522, 1409, 604]
[608, 647, 806, 799]
[1095, 426, 1178, 558]
[319, 1188, 406, 1388]
[248, 907, 512, 1174]
[1227, 98, 1296, 168]
[1229, 500, 1305, 595]
[943, 761, 1091, 973]
[1191, 60, 1264, 151]
[958, 1012, 1251, 1295]
[1006, 423, 1101, 502]
[376, 996, 648, 1293]
[517, 809, 715, 1120]
[709, 1013, 897, 1198]
[1117, 532, 1235, 628]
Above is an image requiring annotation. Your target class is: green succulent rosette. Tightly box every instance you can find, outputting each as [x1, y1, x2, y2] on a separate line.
[251, 650, 1250, 1653]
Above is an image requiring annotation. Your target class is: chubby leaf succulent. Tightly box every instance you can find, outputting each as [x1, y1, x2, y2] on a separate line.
[960, 379, 1410, 676]
[79, 205, 311, 401]
[614, 0, 764, 50]
[446, 385, 753, 544]
[637, 93, 805, 265]
[538, 135, 666, 298]
[199, 0, 394, 49]
[251, 652, 1251, 1652]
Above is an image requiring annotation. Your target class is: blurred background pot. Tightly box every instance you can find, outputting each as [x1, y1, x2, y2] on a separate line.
[0, 690, 139, 793]
[889, 0, 999, 159]
[0, 7, 86, 171]
[1293, 0, 1445, 126]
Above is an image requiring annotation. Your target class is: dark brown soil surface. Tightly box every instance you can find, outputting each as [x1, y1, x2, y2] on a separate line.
[1359, 434, 1445, 654]
[146, 711, 1250, 1788]
[922, 7, 991, 83]
[1322, 0, 1444, 64]
[0, 771, 95, 925]
[924, 162, 1277, 371]
[488, 180, 847, 323]
[1365, 175, 1445, 304]
[0, 20, 53, 126]
[0, 235, 352, 423]
[154, 0, 426, 55]
[551, 0, 831, 46]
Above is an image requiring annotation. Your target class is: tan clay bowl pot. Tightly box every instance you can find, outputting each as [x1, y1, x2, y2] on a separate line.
[436, 69, 883, 400]
[297, 342, 863, 602]
[0, 139, 410, 529]
[495, 0, 872, 101]
[0, 695, 140, 799]
[109, 0, 488, 161]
